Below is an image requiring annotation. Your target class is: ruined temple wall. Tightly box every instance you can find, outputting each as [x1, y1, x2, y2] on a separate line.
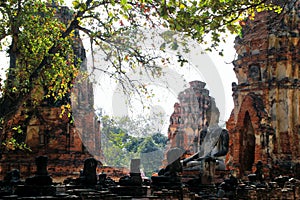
[0, 5, 101, 179]
[0, 103, 98, 179]
[227, 3, 300, 178]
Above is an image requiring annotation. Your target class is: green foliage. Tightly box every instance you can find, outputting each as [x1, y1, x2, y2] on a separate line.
[0, 0, 80, 150]
[139, 137, 164, 176]
[2, 124, 30, 151]
[139, 137, 159, 153]
[1, 0, 77, 104]
[157, 0, 281, 50]
[2, 138, 31, 151]
[152, 132, 168, 147]
[100, 115, 140, 167]
[100, 115, 167, 174]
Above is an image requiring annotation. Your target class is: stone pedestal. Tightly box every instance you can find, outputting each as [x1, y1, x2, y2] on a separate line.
[15, 156, 55, 197]
[82, 157, 98, 185]
[113, 159, 147, 197]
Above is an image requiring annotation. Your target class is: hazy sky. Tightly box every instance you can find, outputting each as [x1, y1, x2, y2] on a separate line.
[85, 31, 237, 134]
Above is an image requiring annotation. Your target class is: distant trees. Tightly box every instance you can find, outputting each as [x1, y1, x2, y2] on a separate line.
[100, 115, 167, 176]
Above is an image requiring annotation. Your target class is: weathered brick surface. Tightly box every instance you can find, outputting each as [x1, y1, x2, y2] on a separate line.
[226, 3, 300, 178]
[167, 81, 220, 154]
[0, 96, 101, 179]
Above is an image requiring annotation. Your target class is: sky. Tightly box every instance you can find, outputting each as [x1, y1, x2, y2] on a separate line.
[63, 0, 238, 133]
[84, 30, 237, 134]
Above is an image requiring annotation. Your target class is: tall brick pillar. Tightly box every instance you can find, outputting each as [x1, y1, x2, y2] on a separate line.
[167, 81, 220, 154]
[226, 2, 300, 179]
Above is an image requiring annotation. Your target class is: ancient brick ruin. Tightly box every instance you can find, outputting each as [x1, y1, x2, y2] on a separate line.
[0, 6, 101, 179]
[167, 80, 220, 155]
[226, 2, 300, 179]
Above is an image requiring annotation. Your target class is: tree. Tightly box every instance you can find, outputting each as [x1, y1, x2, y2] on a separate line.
[139, 136, 164, 176]
[151, 132, 168, 147]
[0, 0, 78, 150]
[100, 115, 167, 172]
[0, 0, 285, 150]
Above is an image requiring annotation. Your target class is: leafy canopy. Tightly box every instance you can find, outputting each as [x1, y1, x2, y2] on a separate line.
[0, 0, 284, 150]
[0, 0, 282, 115]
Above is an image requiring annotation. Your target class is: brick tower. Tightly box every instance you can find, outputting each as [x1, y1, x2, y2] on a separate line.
[0, 6, 101, 179]
[168, 80, 220, 155]
[226, 2, 300, 178]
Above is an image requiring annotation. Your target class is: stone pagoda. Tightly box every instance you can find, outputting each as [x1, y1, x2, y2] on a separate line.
[167, 80, 220, 155]
[226, 1, 300, 179]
